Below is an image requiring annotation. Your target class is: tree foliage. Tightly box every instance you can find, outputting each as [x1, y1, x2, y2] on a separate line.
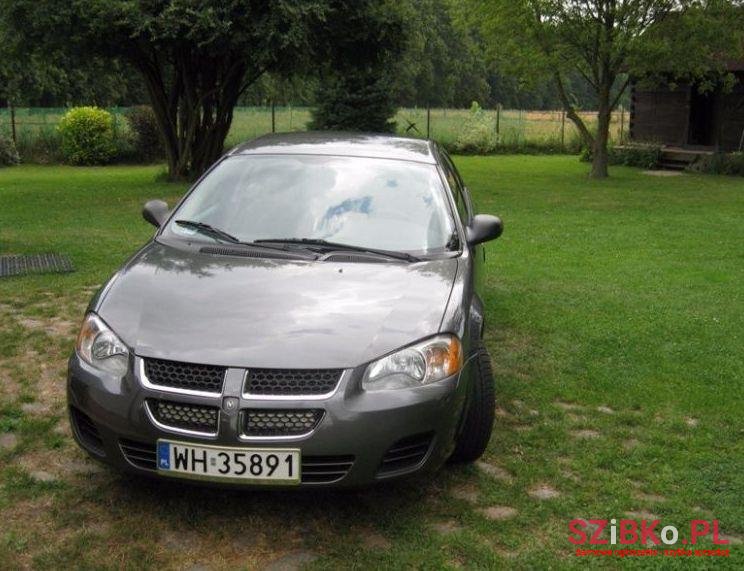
[464, 0, 744, 178]
[4, 0, 327, 179]
[309, 0, 409, 132]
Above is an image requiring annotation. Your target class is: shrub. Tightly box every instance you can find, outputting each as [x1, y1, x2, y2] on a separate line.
[581, 143, 661, 169]
[0, 134, 20, 167]
[125, 106, 164, 162]
[15, 129, 64, 164]
[687, 152, 744, 176]
[57, 106, 116, 165]
[450, 102, 498, 154]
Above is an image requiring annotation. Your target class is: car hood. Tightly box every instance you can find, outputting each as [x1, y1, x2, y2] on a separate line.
[96, 241, 458, 369]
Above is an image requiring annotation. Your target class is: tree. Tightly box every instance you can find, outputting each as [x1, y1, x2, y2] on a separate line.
[4, 1, 326, 179]
[396, 0, 490, 109]
[309, 0, 409, 132]
[464, 0, 744, 178]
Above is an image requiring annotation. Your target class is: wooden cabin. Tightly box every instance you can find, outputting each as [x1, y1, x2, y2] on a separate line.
[629, 64, 744, 152]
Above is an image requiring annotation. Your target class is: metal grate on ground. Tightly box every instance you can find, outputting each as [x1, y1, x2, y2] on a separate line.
[0, 253, 75, 278]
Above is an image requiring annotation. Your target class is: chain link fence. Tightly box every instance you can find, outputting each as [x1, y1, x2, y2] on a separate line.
[0, 105, 629, 153]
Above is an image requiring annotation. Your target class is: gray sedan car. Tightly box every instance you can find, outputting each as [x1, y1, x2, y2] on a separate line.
[68, 132, 503, 487]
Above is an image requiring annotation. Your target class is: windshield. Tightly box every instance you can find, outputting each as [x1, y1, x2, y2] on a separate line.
[164, 155, 456, 254]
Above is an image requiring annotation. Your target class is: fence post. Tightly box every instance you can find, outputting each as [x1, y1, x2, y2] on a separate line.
[619, 105, 625, 142]
[561, 110, 566, 149]
[271, 101, 276, 133]
[289, 104, 293, 131]
[9, 101, 16, 144]
[496, 104, 501, 137]
[426, 104, 431, 139]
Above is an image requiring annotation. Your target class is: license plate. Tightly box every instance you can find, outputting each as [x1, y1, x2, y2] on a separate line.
[156, 439, 301, 484]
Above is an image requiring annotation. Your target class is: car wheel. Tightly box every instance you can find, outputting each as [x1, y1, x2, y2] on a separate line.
[449, 345, 495, 463]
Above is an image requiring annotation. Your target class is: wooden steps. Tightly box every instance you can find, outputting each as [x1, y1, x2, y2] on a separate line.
[659, 147, 714, 171]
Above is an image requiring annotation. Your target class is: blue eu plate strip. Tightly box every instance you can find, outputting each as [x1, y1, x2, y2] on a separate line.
[157, 441, 171, 469]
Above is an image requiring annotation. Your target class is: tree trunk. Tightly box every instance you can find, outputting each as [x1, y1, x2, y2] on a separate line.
[134, 56, 246, 181]
[552, 72, 595, 151]
[591, 89, 612, 179]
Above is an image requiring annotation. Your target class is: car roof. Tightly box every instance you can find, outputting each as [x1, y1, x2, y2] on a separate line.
[229, 132, 438, 164]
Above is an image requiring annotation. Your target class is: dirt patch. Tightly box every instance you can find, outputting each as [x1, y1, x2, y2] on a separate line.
[643, 170, 683, 177]
[528, 484, 560, 500]
[263, 550, 319, 571]
[18, 315, 77, 339]
[360, 532, 392, 550]
[554, 401, 583, 411]
[17, 446, 97, 480]
[560, 469, 580, 483]
[571, 429, 600, 439]
[450, 483, 480, 503]
[596, 406, 614, 414]
[622, 438, 640, 450]
[476, 461, 513, 483]
[624, 510, 661, 520]
[717, 534, 743, 545]
[478, 506, 518, 520]
[0, 432, 19, 450]
[684, 417, 699, 428]
[494, 407, 512, 419]
[430, 520, 463, 535]
[633, 491, 666, 503]
[0, 495, 58, 568]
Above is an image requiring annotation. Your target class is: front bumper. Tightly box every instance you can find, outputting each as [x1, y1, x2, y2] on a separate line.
[67, 353, 473, 488]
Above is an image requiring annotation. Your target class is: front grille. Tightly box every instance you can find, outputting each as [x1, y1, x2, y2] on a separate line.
[301, 455, 355, 484]
[243, 409, 324, 437]
[244, 368, 342, 396]
[70, 406, 104, 456]
[120, 439, 157, 470]
[377, 432, 433, 476]
[147, 399, 219, 433]
[144, 358, 226, 394]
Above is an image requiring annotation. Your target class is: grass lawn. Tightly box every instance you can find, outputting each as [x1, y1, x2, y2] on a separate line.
[0, 156, 742, 569]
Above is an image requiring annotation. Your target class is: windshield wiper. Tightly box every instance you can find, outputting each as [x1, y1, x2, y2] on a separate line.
[175, 220, 242, 244]
[254, 238, 421, 263]
[175, 220, 312, 257]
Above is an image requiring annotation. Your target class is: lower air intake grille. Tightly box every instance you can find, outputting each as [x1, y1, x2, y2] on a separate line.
[147, 399, 219, 433]
[120, 439, 157, 470]
[243, 409, 324, 437]
[377, 432, 434, 476]
[144, 358, 226, 394]
[70, 406, 104, 456]
[301, 455, 355, 484]
[244, 368, 342, 396]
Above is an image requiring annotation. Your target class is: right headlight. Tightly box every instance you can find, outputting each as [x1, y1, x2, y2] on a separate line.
[75, 313, 129, 375]
[362, 334, 463, 391]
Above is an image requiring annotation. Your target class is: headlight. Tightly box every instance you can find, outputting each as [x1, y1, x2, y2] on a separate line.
[362, 334, 462, 391]
[76, 313, 129, 375]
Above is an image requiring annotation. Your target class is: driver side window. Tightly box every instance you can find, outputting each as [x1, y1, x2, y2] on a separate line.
[440, 153, 470, 226]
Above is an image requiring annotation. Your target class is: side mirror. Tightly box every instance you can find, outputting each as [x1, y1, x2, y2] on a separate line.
[142, 200, 170, 228]
[466, 214, 503, 246]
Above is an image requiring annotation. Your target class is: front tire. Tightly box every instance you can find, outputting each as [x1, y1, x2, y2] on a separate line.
[449, 345, 495, 463]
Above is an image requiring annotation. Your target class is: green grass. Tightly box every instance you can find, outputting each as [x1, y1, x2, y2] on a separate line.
[0, 157, 742, 569]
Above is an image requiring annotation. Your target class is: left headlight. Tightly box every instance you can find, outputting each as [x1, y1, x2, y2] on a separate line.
[362, 334, 463, 391]
[76, 313, 129, 375]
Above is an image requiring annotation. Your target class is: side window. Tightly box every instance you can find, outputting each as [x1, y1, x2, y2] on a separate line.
[440, 153, 470, 225]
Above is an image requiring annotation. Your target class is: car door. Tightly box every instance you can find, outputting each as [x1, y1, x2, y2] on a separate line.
[438, 150, 488, 345]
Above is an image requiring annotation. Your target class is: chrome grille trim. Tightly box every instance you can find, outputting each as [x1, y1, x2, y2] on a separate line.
[138, 358, 224, 399]
[241, 369, 347, 400]
[144, 399, 219, 438]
